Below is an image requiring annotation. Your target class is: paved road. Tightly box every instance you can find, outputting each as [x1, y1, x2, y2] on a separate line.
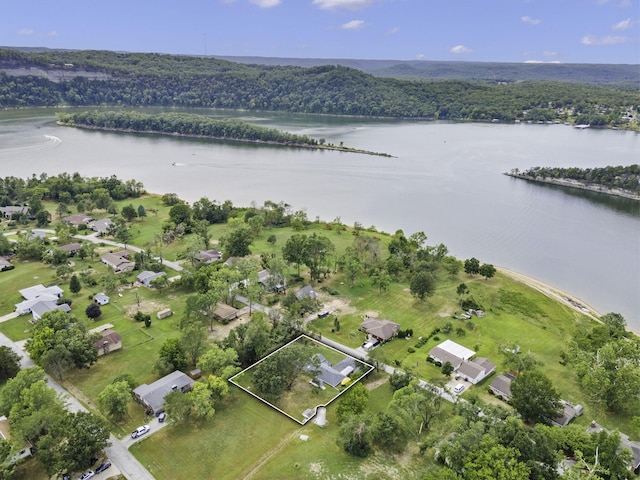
[0, 332, 155, 480]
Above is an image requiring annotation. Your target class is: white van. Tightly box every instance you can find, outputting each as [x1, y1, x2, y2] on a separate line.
[453, 383, 465, 394]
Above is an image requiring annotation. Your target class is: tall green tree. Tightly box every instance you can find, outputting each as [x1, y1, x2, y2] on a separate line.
[98, 380, 131, 421]
[510, 369, 561, 425]
[0, 346, 21, 382]
[410, 271, 437, 302]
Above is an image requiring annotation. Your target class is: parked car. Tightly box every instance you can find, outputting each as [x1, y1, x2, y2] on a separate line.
[158, 412, 166, 423]
[79, 471, 94, 480]
[95, 460, 111, 474]
[453, 383, 465, 394]
[131, 424, 150, 439]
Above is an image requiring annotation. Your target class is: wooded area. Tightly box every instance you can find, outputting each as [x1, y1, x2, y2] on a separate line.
[1, 49, 637, 128]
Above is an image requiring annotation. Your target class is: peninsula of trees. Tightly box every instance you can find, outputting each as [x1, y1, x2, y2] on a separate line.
[505, 164, 640, 200]
[56, 110, 392, 156]
[1, 48, 637, 129]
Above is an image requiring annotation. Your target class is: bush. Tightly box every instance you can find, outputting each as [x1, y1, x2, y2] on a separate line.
[433, 335, 440, 341]
[407, 347, 415, 354]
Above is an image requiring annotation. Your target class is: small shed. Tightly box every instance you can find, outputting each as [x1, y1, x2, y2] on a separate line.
[189, 369, 202, 380]
[94, 293, 110, 305]
[93, 329, 122, 356]
[157, 308, 173, 319]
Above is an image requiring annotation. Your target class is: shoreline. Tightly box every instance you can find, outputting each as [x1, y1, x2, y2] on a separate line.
[503, 173, 640, 201]
[498, 266, 603, 321]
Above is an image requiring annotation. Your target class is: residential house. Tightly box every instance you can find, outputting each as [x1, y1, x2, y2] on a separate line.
[0, 415, 33, 464]
[213, 303, 238, 322]
[136, 270, 166, 287]
[30, 301, 71, 321]
[0, 206, 28, 219]
[93, 329, 122, 356]
[428, 339, 476, 369]
[360, 317, 401, 343]
[101, 252, 134, 273]
[307, 353, 357, 388]
[62, 213, 94, 226]
[551, 401, 583, 428]
[295, 285, 317, 301]
[59, 242, 82, 256]
[194, 249, 222, 263]
[94, 293, 110, 305]
[89, 218, 113, 234]
[133, 370, 194, 414]
[456, 357, 496, 385]
[489, 373, 515, 401]
[15, 284, 65, 317]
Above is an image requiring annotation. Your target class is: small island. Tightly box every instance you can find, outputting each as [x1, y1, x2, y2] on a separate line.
[505, 164, 640, 200]
[56, 110, 393, 157]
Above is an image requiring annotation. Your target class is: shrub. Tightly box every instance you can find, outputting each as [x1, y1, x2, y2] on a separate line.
[407, 347, 415, 354]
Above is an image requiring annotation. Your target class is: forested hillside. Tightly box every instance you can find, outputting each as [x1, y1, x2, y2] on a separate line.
[0, 48, 637, 128]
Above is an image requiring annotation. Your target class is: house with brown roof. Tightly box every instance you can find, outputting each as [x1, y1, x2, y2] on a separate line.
[62, 213, 94, 226]
[194, 249, 222, 263]
[101, 251, 134, 273]
[59, 242, 82, 256]
[360, 317, 401, 342]
[93, 329, 122, 356]
[213, 303, 238, 322]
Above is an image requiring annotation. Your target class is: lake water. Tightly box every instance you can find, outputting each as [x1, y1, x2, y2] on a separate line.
[1, 109, 639, 332]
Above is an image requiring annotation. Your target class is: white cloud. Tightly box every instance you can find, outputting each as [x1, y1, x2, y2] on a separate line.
[18, 28, 34, 35]
[612, 18, 633, 30]
[416, 54, 425, 60]
[313, 0, 375, 10]
[450, 44, 471, 54]
[341, 19, 365, 30]
[385, 27, 399, 35]
[581, 34, 628, 45]
[521, 16, 541, 25]
[250, 0, 281, 7]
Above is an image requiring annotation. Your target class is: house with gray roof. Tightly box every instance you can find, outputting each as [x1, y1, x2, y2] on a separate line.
[59, 242, 82, 256]
[307, 354, 357, 389]
[30, 301, 71, 321]
[136, 270, 166, 287]
[428, 339, 476, 369]
[0, 206, 28, 219]
[89, 218, 113, 234]
[94, 293, 110, 305]
[489, 374, 515, 401]
[456, 357, 496, 385]
[295, 285, 317, 301]
[133, 370, 194, 414]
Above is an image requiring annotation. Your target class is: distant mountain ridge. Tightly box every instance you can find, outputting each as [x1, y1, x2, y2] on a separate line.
[210, 55, 639, 87]
[2, 46, 638, 87]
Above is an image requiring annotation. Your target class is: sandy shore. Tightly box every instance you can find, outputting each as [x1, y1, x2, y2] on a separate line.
[497, 266, 602, 323]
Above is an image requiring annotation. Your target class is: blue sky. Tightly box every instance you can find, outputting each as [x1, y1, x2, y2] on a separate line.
[2, 0, 639, 64]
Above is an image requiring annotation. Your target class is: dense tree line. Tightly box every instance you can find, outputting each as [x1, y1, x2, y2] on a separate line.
[1, 49, 637, 127]
[518, 164, 640, 194]
[57, 110, 321, 146]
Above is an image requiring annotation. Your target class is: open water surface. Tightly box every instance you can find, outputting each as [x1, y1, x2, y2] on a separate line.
[1, 109, 638, 331]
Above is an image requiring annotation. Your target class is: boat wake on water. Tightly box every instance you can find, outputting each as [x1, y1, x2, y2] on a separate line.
[44, 134, 62, 145]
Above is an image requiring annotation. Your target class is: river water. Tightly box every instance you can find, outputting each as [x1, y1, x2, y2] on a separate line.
[1, 109, 639, 332]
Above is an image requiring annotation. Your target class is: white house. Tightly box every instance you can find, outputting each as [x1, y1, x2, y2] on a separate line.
[94, 293, 110, 305]
[456, 357, 496, 385]
[428, 339, 475, 369]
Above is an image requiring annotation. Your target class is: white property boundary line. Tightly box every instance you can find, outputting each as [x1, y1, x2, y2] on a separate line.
[229, 334, 375, 425]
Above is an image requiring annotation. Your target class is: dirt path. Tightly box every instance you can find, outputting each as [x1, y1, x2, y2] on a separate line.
[240, 427, 304, 479]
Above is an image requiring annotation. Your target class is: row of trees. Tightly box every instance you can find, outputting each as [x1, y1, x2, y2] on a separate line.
[518, 164, 640, 194]
[57, 111, 322, 147]
[0, 367, 110, 478]
[1, 49, 637, 126]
